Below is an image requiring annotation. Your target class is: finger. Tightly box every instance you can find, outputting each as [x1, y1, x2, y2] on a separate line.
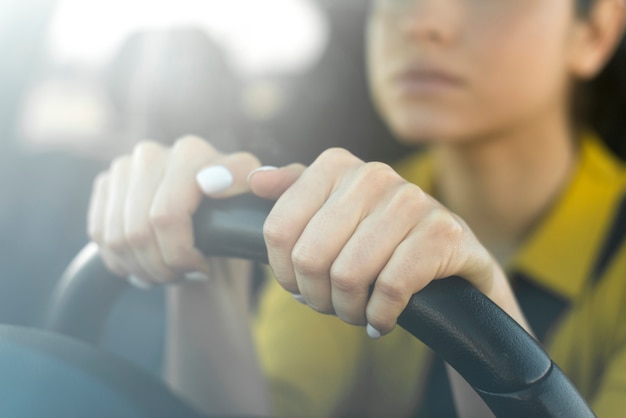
[365, 239, 431, 336]
[330, 185, 425, 325]
[128, 275, 153, 290]
[290, 196, 360, 314]
[263, 149, 361, 296]
[196, 152, 261, 198]
[102, 156, 143, 277]
[295, 161, 408, 314]
[104, 157, 131, 249]
[98, 246, 130, 278]
[248, 164, 306, 199]
[124, 142, 179, 283]
[87, 172, 110, 244]
[88, 172, 131, 277]
[291, 177, 381, 313]
[151, 137, 259, 276]
[366, 209, 461, 336]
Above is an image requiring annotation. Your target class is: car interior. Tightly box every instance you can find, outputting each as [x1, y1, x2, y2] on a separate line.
[0, 0, 604, 416]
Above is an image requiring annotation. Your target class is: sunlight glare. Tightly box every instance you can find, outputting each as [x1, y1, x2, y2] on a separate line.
[46, 0, 329, 75]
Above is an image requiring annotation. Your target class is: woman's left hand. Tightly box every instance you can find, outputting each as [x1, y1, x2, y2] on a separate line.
[249, 148, 504, 337]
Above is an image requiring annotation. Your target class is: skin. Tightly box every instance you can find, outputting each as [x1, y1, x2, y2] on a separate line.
[369, 0, 577, 144]
[87, 0, 626, 416]
[366, 0, 624, 261]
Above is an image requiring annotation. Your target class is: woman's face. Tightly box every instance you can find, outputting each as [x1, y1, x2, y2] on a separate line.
[367, 0, 581, 144]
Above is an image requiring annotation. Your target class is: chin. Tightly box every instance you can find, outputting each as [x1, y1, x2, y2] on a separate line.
[384, 107, 468, 145]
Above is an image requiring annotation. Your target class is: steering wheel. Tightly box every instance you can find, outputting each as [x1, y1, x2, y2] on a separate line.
[41, 195, 594, 418]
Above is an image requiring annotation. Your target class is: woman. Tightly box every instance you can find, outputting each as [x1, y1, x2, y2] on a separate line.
[88, 0, 626, 416]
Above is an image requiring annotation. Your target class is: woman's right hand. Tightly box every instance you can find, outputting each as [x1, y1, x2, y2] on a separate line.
[87, 136, 263, 286]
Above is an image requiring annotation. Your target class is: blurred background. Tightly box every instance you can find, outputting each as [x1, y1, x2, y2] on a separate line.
[0, 0, 410, 375]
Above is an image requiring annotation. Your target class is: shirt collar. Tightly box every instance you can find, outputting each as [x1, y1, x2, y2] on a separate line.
[510, 134, 626, 300]
[394, 134, 626, 302]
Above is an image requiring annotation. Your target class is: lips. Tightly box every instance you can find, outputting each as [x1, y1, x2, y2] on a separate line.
[393, 63, 465, 96]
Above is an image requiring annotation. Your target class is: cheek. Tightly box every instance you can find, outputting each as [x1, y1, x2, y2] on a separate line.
[470, 13, 572, 132]
[367, 26, 442, 142]
[367, 3, 576, 144]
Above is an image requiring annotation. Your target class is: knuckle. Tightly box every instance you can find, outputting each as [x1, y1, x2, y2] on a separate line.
[291, 246, 326, 277]
[386, 182, 429, 216]
[148, 208, 180, 230]
[393, 189, 417, 214]
[355, 161, 400, 190]
[263, 215, 291, 249]
[448, 218, 465, 240]
[171, 135, 223, 167]
[93, 172, 109, 190]
[172, 135, 216, 156]
[161, 247, 192, 270]
[375, 279, 408, 304]
[309, 303, 335, 316]
[363, 161, 396, 180]
[133, 140, 162, 154]
[402, 182, 428, 203]
[110, 155, 131, 173]
[133, 141, 165, 162]
[431, 209, 464, 240]
[330, 266, 361, 294]
[231, 151, 260, 167]
[316, 147, 359, 167]
[174, 135, 203, 148]
[103, 233, 127, 253]
[88, 224, 103, 243]
[124, 226, 152, 248]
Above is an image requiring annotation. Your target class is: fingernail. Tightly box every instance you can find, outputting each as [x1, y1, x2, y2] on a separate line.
[247, 166, 278, 183]
[196, 166, 234, 194]
[292, 293, 307, 305]
[367, 323, 382, 340]
[185, 271, 211, 282]
[128, 275, 152, 290]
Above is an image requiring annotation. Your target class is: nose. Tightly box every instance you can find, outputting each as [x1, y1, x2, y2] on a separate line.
[398, 0, 460, 47]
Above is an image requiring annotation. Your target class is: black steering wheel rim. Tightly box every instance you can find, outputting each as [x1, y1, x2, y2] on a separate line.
[47, 195, 595, 418]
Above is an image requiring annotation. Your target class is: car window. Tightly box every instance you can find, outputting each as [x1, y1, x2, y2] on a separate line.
[16, 0, 330, 157]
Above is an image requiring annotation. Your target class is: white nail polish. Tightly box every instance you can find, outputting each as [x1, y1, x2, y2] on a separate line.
[196, 166, 234, 194]
[185, 271, 211, 282]
[367, 323, 382, 339]
[292, 294, 307, 305]
[128, 275, 152, 290]
[247, 166, 278, 183]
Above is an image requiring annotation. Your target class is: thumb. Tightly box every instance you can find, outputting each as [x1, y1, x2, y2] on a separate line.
[195, 152, 261, 199]
[247, 163, 306, 199]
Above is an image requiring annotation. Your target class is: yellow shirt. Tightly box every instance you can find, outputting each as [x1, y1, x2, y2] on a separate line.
[253, 134, 626, 417]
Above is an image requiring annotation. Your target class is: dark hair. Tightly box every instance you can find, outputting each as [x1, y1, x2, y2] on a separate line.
[576, 0, 626, 158]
